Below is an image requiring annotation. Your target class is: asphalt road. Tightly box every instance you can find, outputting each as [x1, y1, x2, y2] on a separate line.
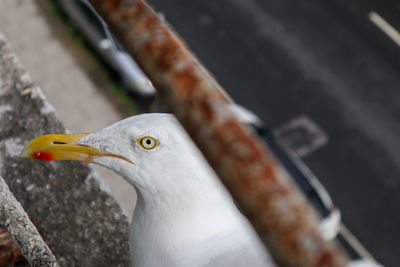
[150, 0, 399, 265]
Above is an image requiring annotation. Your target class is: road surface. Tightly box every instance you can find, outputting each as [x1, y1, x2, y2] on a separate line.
[150, 0, 400, 265]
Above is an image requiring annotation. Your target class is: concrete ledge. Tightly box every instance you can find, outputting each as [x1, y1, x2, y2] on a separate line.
[0, 32, 130, 266]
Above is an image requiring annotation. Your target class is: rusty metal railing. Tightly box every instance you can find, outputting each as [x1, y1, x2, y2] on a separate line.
[88, 1, 348, 266]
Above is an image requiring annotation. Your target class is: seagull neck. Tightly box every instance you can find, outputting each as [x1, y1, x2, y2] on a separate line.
[131, 165, 234, 221]
[129, 155, 229, 211]
[132, 180, 242, 240]
[130, 184, 251, 267]
[134, 180, 228, 215]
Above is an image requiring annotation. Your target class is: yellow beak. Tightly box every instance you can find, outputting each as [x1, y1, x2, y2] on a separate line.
[21, 133, 133, 164]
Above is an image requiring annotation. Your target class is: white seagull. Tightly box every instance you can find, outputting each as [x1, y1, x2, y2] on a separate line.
[22, 113, 274, 267]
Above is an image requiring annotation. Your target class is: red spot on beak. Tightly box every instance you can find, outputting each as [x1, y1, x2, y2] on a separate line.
[32, 151, 54, 161]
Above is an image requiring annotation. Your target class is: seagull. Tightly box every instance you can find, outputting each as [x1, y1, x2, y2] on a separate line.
[21, 113, 274, 267]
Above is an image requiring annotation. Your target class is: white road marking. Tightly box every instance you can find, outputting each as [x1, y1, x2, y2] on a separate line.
[369, 11, 400, 46]
[274, 115, 329, 157]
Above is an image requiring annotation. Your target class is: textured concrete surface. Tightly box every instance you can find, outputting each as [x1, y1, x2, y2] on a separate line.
[0, 32, 130, 266]
[0, 0, 136, 219]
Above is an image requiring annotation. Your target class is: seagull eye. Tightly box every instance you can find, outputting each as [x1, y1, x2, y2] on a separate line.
[137, 136, 158, 150]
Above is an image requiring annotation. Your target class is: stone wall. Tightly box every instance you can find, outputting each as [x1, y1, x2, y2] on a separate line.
[0, 32, 130, 266]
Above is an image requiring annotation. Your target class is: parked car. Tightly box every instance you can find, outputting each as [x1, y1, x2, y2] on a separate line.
[56, 0, 156, 98]
[231, 104, 340, 240]
[234, 105, 380, 262]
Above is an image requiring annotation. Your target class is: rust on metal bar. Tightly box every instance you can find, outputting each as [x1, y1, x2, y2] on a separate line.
[88, 0, 348, 266]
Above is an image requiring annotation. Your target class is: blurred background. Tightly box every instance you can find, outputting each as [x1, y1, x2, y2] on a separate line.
[0, 0, 398, 266]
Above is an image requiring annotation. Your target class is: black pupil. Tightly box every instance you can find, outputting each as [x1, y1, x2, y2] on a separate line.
[145, 139, 152, 145]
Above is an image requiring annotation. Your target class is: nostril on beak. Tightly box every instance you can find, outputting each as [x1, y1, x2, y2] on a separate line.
[53, 141, 67, 145]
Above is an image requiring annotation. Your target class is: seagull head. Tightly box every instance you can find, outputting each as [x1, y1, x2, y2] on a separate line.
[22, 113, 274, 267]
[21, 113, 212, 196]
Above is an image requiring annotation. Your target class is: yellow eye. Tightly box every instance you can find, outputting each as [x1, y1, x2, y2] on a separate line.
[137, 136, 158, 150]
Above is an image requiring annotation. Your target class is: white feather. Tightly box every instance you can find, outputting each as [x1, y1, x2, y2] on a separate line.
[79, 113, 274, 267]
